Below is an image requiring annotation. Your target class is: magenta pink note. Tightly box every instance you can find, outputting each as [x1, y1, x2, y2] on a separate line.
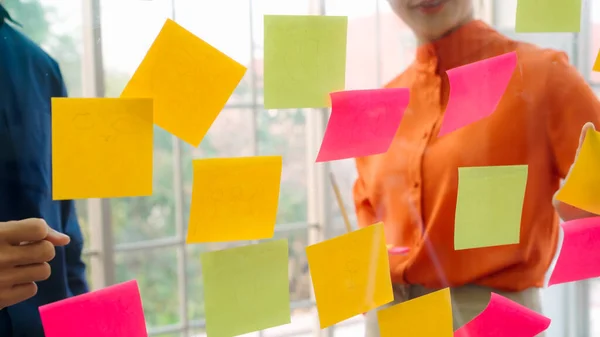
[454, 293, 550, 337]
[438, 51, 517, 137]
[316, 88, 409, 162]
[39, 280, 148, 337]
[549, 217, 600, 286]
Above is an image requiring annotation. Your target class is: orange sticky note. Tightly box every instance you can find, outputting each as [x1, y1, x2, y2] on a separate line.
[377, 288, 453, 337]
[306, 223, 393, 328]
[555, 127, 600, 215]
[186, 156, 282, 243]
[121, 19, 246, 146]
[52, 98, 153, 200]
[594, 51, 600, 72]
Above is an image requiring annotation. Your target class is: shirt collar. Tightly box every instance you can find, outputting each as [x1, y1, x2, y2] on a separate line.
[415, 20, 499, 73]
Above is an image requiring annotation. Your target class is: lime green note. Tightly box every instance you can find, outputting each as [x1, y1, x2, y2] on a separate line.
[516, 0, 581, 32]
[454, 165, 528, 250]
[264, 15, 347, 109]
[201, 239, 291, 337]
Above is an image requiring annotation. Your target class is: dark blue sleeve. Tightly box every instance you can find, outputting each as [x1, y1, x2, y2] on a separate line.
[52, 62, 89, 296]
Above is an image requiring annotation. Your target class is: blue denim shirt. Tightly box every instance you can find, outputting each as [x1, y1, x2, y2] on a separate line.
[0, 5, 88, 337]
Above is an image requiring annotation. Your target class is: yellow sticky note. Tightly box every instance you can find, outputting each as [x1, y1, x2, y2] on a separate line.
[306, 223, 393, 328]
[52, 98, 153, 200]
[186, 156, 282, 243]
[594, 51, 600, 72]
[556, 128, 600, 215]
[377, 288, 453, 337]
[121, 19, 246, 147]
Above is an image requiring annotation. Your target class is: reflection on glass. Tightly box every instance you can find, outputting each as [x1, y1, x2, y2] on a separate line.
[115, 248, 179, 328]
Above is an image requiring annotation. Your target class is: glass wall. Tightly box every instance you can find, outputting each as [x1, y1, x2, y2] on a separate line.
[3, 0, 596, 336]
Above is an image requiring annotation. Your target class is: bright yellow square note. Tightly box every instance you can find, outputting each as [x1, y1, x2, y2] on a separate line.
[52, 98, 153, 200]
[377, 288, 453, 337]
[594, 51, 600, 72]
[186, 156, 282, 243]
[121, 19, 246, 147]
[556, 128, 600, 215]
[306, 223, 393, 328]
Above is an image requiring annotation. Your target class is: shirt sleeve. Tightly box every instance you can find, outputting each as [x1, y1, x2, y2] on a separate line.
[546, 51, 600, 178]
[353, 159, 376, 228]
[52, 60, 89, 295]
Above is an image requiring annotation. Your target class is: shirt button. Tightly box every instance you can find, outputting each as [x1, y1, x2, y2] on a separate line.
[423, 132, 429, 139]
[413, 182, 420, 189]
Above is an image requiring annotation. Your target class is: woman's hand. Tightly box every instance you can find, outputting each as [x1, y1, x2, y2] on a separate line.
[552, 122, 599, 221]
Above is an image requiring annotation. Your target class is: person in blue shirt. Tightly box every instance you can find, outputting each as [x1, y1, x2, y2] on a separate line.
[0, 4, 88, 337]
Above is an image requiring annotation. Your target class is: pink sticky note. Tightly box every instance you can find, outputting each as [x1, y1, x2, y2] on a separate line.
[454, 293, 550, 337]
[438, 52, 517, 137]
[40, 280, 148, 337]
[316, 88, 409, 162]
[549, 217, 600, 286]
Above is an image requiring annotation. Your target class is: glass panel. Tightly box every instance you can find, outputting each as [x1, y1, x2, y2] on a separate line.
[257, 109, 307, 224]
[100, 0, 172, 97]
[115, 248, 180, 328]
[492, 0, 575, 58]
[5, 0, 84, 97]
[329, 159, 357, 239]
[110, 126, 176, 244]
[182, 108, 256, 231]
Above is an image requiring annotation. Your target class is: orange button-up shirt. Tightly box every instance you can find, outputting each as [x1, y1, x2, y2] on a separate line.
[353, 20, 600, 291]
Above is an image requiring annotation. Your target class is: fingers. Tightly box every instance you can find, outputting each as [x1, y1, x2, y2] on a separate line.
[0, 263, 51, 285]
[578, 122, 596, 150]
[0, 283, 37, 309]
[44, 228, 70, 247]
[0, 219, 48, 245]
[0, 218, 69, 246]
[0, 241, 56, 268]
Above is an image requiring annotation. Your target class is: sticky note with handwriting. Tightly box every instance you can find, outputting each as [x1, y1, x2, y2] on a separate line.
[555, 127, 600, 215]
[316, 88, 409, 162]
[51, 98, 153, 200]
[377, 288, 453, 337]
[438, 52, 516, 137]
[454, 293, 551, 337]
[39, 280, 147, 337]
[454, 165, 528, 250]
[186, 156, 282, 243]
[516, 0, 581, 33]
[202, 239, 290, 337]
[264, 15, 347, 109]
[121, 19, 246, 146]
[548, 217, 600, 286]
[306, 223, 393, 328]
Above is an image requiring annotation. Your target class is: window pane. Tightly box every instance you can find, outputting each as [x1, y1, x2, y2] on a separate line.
[329, 159, 357, 238]
[110, 126, 176, 244]
[258, 109, 307, 224]
[115, 248, 180, 328]
[5, 0, 84, 97]
[492, 1, 575, 58]
[100, 0, 172, 97]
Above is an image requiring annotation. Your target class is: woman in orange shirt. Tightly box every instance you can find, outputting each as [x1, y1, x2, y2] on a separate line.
[357, 0, 600, 335]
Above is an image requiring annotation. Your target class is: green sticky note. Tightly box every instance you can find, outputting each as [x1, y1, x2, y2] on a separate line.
[201, 239, 291, 337]
[516, 0, 581, 32]
[454, 165, 528, 250]
[264, 15, 347, 109]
